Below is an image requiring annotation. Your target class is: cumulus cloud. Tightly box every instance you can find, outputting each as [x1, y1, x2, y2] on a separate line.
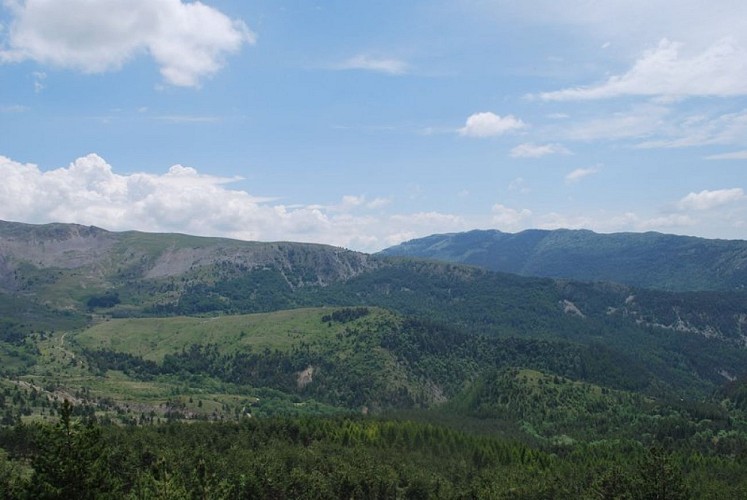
[565, 166, 600, 184]
[538, 38, 747, 100]
[337, 54, 409, 75]
[459, 112, 525, 138]
[0, 0, 255, 87]
[677, 188, 745, 211]
[509, 143, 570, 158]
[0, 154, 471, 252]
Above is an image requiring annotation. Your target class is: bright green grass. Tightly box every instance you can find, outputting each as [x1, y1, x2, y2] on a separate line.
[74, 307, 351, 361]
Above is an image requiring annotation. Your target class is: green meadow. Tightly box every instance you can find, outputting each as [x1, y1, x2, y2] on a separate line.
[75, 307, 350, 361]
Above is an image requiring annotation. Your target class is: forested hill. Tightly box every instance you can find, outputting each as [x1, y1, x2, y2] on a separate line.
[379, 228, 747, 291]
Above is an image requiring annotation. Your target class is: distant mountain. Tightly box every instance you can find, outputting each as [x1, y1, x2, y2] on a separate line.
[3, 219, 747, 406]
[379, 229, 747, 292]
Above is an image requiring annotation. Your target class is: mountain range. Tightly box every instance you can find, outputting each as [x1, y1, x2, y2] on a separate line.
[379, 228, 747, 292]
[3, 219, 747, 494]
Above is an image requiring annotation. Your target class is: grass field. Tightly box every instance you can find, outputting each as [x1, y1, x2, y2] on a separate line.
[74, 307, 356, 360]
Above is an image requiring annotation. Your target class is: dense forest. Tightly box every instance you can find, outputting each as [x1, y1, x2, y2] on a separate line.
[4, 400, 745, 498]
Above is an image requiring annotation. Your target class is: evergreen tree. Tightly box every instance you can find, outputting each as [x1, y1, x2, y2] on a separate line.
[28, 400, 113, 499]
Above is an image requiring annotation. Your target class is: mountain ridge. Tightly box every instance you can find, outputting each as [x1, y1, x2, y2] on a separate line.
[379, 228, 747, 291]
[0, 219, 377, 299]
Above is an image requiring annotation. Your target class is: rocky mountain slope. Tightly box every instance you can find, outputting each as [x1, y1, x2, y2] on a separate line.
[0, 219, 376, 308]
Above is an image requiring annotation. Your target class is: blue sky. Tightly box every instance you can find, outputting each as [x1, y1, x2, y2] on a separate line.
[1, 0, 746, 251]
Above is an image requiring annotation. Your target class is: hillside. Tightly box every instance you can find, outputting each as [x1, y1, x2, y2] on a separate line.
[378, 228, 747, 292]
[3, 221, 747, 496]
[0, 219, 375, 318]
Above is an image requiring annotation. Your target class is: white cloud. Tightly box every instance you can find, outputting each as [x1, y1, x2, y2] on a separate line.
[706, 150, 747, 160]
[330, 195, 391, 212]
[491, 204, 532, 230]
[459, 112, 525, 138]
[0, 0, 255, 87]
[338, 195, 365, 211]
[538, 38, 747, 100]
[677, 188, 745, 211]
[565, 166, 600, 184]
[509, 143, 570, 158]
[0, 154, 472, 253]
[337, 54, 409, 75]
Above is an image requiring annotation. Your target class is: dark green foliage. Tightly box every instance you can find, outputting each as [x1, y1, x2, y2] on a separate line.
[0, 448, 25, 498]
[83, 348, 161, 378]
[0, 320, 26, 346]
[85, 291, 120, 310]
[321, 306, 370, 324]
[28, 400, 117, 499]
[719, 378, 747, 411]
[1, 409, 738, 498]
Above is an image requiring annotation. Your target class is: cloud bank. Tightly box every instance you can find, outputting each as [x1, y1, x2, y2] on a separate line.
[0, 0, 255, 87]
[0, 154, 469, 252]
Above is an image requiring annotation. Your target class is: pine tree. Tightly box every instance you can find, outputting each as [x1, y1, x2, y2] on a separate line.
[29, 400, 112, 499]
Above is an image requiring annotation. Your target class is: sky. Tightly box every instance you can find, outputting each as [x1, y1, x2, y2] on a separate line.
[1, 0, 746, 252]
